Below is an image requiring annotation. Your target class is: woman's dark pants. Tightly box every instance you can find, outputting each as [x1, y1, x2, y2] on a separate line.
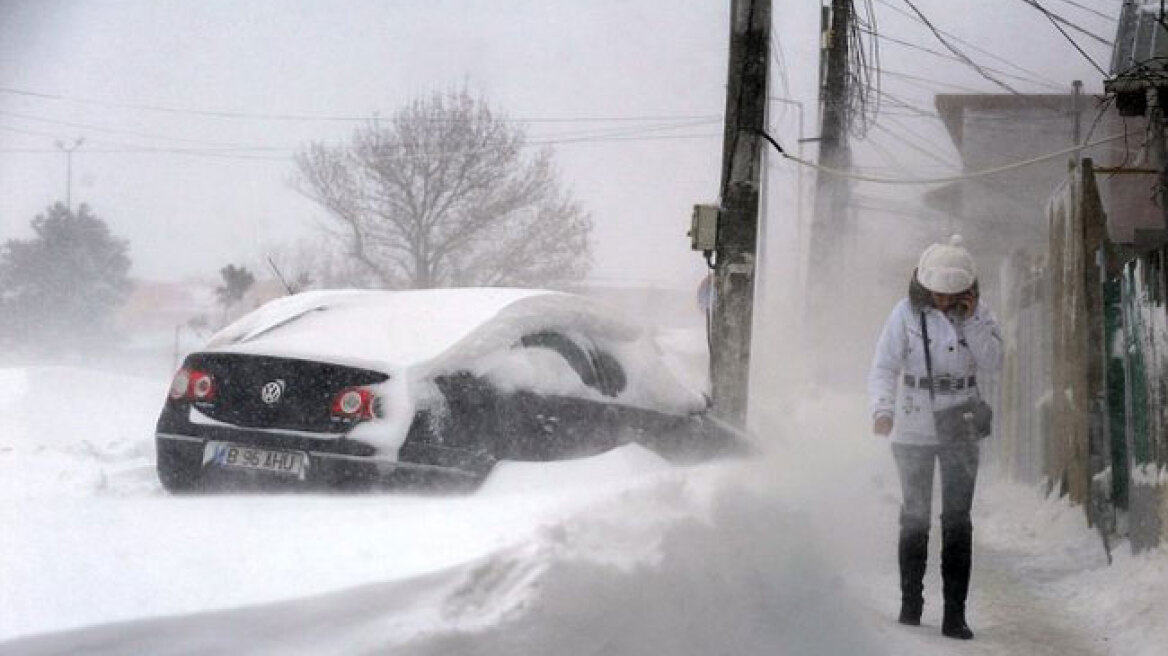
[892, 441, 979, 622]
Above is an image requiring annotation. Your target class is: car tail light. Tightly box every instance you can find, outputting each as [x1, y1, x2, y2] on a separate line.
[331, 387, 378, 421]
[168, 369, 190, 400]
[168, 368, 216, 402]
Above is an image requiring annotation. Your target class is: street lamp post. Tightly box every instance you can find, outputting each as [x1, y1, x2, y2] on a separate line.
[55, 137, 84, 210]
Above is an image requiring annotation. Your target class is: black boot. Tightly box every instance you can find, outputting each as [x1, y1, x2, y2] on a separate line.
[941, 517, 974, 639]
[942, 604, 974, 639]
[898, 599, 923, 626]
[897, 522, 928, 626]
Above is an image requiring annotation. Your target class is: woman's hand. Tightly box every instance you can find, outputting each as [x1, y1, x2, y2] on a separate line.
[953, 290, 978, 319]
[874, 415, 893, 436]
[931, 288, 979, 319]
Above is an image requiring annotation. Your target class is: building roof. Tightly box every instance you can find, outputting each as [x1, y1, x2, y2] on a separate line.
[934, 94, 1082, 151]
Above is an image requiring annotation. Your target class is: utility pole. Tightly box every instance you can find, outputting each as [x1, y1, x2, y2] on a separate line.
[808, 0, 852, 298]
[55, 137, 84, 211]
[1072, 80, 1083, 163]
[796, 0, 854, 384]
[1149, 87, 1168, 228]
[709, 0, 770, 427]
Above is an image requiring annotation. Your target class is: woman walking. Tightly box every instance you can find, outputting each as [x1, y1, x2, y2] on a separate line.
[868, 235, 1003, 640]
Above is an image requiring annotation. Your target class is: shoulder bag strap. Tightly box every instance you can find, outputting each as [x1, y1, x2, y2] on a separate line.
[954, 321, 985, 402]
[919, 311, 935, 405]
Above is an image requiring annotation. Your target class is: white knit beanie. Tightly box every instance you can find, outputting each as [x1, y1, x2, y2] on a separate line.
[916, 235, 977, 294]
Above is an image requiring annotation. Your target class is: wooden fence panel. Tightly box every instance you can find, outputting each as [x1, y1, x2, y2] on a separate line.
[1047, 163, 1100, 504]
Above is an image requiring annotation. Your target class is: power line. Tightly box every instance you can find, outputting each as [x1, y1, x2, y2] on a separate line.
[0, 86, 373, 122]
[0, 86, 719, 125]
[777, 132, 1129, 184]
[0, 124, 62, 139]
[869, 116, 1054, 207]
[861, 129, 922, 175]
[1017, 0, 1110, 75]
[872, 105, 1096, 124]
[870, 119, 960, 169]
[535, 131, 721, 146]
[874, 0, 1078, 84]
[1015, 0, 1113, 46]
[874, 109, 941, 119]
[859, 27, 1066, 91]
[1, 109, 723, 163]
[900, 0, 1021, 94]
[0, 143, 289, 161]
[869, 87, 942, 118]
[0, 129, 726, 161]
[881, 69, 993, 94]
[526, 117, 721, 142]
[868, 108, 1083, 209]
[849, 0, 883, 136]
[0, 109, 278, 149]
[1047, 0, 1118, 22]
[873, 83, 1107, 126]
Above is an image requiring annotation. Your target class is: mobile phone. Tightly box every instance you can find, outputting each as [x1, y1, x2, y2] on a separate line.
[953, 293, 974, 318]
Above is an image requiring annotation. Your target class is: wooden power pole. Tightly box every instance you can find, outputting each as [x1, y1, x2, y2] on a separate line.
[710, 0, 770, 427]
[808, 0, 852, 300]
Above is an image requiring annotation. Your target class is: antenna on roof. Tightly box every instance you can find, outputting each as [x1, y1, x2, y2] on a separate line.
[267, 255, 296, 295]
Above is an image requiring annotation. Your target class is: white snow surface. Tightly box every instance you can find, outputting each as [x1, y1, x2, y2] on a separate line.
[1, 367, 1167, 655]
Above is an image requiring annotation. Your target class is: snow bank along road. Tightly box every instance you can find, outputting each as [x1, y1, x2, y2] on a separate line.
[1, 367, 1165, 655]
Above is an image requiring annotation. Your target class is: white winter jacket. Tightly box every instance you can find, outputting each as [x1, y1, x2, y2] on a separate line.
[868, 298, 1003, 445]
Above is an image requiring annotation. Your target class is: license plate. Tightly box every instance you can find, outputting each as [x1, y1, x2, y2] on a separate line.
[206, 442, 306, 477]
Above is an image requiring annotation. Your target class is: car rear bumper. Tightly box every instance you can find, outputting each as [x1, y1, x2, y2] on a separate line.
[156, 432, 490, 490]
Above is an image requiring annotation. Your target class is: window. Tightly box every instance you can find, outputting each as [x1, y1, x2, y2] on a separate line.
[518, 331, 626, 397]
[589, 349, 627, 397]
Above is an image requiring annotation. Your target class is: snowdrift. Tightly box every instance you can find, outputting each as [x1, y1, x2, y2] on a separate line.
[2, 459, 883, 656]
[0, 367, 164, 499]
[4, 367, 1168, 656]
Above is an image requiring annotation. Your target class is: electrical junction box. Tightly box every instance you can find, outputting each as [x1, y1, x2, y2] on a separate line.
[689, 204, 720, 251]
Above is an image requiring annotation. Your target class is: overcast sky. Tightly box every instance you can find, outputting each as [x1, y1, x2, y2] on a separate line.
[0, 0, 1118, 291]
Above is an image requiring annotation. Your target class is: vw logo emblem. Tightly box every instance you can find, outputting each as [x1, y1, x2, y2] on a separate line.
[260, 380, 285, 405]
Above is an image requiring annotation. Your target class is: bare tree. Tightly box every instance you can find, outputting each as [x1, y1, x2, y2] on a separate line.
[294, 90, 592, 289]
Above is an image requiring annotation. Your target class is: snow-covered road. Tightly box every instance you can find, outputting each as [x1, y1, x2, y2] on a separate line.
[1, 367, 1165, 655]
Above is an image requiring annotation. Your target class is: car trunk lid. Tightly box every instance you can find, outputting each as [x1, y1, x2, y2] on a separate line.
[183, 353, 389, 433]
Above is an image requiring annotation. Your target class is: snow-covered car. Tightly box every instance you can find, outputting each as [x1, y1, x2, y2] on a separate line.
[155, 288, 747, 492]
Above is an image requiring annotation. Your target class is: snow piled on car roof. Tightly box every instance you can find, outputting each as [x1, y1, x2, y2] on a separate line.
[201, 287, 704, 413]
[434, 293, 704, 413]
[204, 288, 554, 370]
